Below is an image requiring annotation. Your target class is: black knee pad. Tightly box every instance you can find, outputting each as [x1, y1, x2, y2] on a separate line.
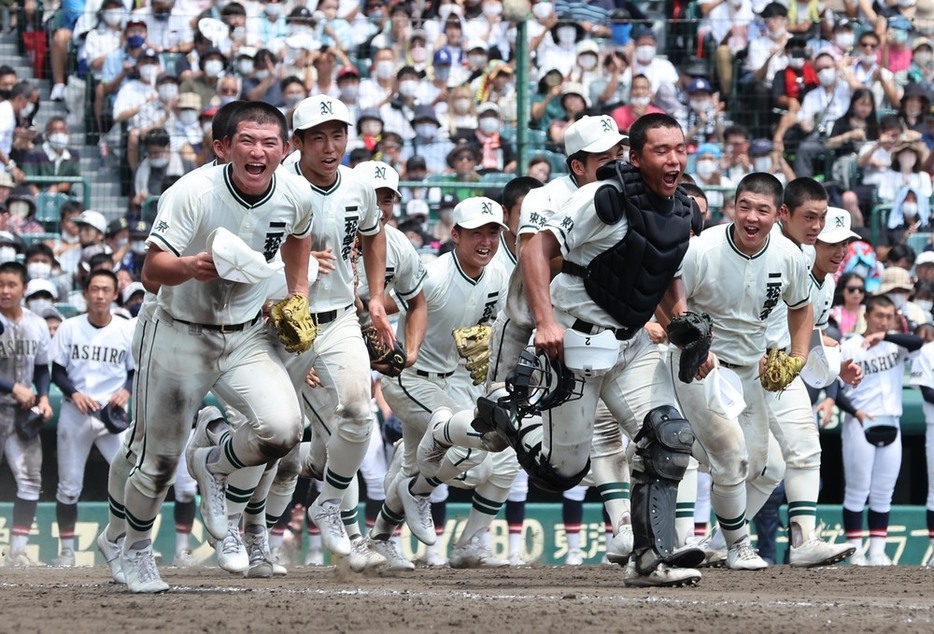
[636, 406, 694, 481]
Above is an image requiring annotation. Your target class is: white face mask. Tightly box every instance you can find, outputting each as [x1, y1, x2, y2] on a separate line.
[255, 69, 270, 80]
[889, 292, 909, 309]
[103, 9, 124, 27]
[179, 110, 199, 126]
[917, 51, 934, 66]
[232, 26, 246, 40]
[19, 102, 35, 119]
[139, 64, 158, 83]
[789, 57, 806, 70]
[27, 298, 53, 313]
[27, 262, 52, 279]
[690, 98, 708, 112]
[532, 2, 553, 20]
[131, 240, 147, 254]
[557, 26, 577, 45]
[635, 45, 656, 64]
[340, 84, 359, 100]
[835, 33, 855, 50]
[0, 246, 17, 263]
[478, 117, 499, 134]
[158, 83, 178, 102]
[483, 2, 503, 18]
[360, 120, 381, 136]
[753, 156, 772, 172]
[398, 79, 419, 98]
[238, 59, 254, 75]
[375, 60, 395, 80]
[860, 53, 877, 66]
[579, 54, 598, 71]
[817, 68, 837, 87]
[411, 46, 427, 63]
[204, 59, 224, 77]
[415, 123, 437, 139]
[769, 26, 786, 40]
[48, 132, 69, 151]
[9, 201, 30, 218]
[453, 97, 471, 113]
[899, 151, 918, 170]
[903, 201, 919, 217]
[219, 95, 237, 105]
[468, 54, 487, 68]
[695, 159, 718, 179]
[630, 95, 650, 107]
[264, 3, 283, 18]
[149, 156, 169, 168]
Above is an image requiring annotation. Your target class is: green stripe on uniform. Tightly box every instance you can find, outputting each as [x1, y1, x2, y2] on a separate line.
[597, 482, 630, 502]
[472, 492, 503, 516]
[716, 513, 746, 532]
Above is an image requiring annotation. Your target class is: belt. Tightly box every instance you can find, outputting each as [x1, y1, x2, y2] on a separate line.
[416, 369, 455, 379]
[172, 312, 261, 333]
[313, 304, 353, 325]
[571, 318, 638, 342]
[718, 361, 744, 369]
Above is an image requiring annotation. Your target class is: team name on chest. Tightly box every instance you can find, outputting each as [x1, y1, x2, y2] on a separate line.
[341, 207, 359, 261]
[70, 344, 127, 365]
[858, 350, 900, 376]
[0, 338, 38, 358]
[759, 272, 783, 320]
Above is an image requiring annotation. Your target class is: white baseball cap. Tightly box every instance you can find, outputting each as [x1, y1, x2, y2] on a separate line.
[801, 340, 841, 389]
[704, 367, 746, 420]
[353, 160, 400, 197]
[121, 281, 145, 304]
[292, 95, 353, 131]
[25, 278, 58, 300]
[563, 115, 627, 157]
[452, 197, 508, 231]
[817, 207, 860, 244]
[916, 251, 934, 267]
[206, 227, 284, 284]
[75, 210, 107, 234]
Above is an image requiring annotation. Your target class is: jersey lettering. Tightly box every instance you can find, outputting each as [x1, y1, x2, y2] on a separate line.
[341, 213, 360, 261]
[857, 351, 901, 376]
[0, 339, 39, 357]
[760, 273, 782, 320]
[69, 344, 128, 365]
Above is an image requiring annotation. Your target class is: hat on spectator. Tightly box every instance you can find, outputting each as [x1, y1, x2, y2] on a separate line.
[560, 82, 590, 106]
[0, 171, 14, 188]
[107, 217, 129, 237]
[288, 6, 315, 23]
[446, 143, 482, 168]
[354, 160, 400, 197]
[877, 266, 914, 294]
[236, 47, 257, 59]
[466, 38, 487, 53]
[759, 2, 788, 18]
[434, 48, 454, 66]
[477, 102, 501, 118]
[914, 38, 934, 51]
[632, 26, 656, 41]
[817, 207, 860, 244]
[138, 48, 160, 63]
[904, 82, 930, 100]
[452, 197, 508, 231]
[7, 186, 35, 213]
[75, 210, 107, 234]
[293, 95, 353, 130]
[564, 115, 626, 156]
[889, 15, 913, 32]
[686, 78, 713, 94]
[129, 220, 150, 238]
[439, 193, 459, 209]
[197, 17, 227, 44]
[121, 281, 146, 304]
[406, 199, 429, 221]
[0, 230, 23, 253]
[551, 20, 585, 43]
[916, 251, 934, 266]
[412, 105, 440, 125]
[156, 72, 179, 85]
[125, 19, 147, 31]
[577, 40, 600, 57]
[409, 29, 429, 43]
[406, 155, 427, 172]
[356, 108, 383, 134]
[682, 57, 710, 78]
[749, 138, 773, 157]
[336, 65, 360, 81]
[39, 305, 65, 322]
[25, 278, 58, 301]
[177, 92, 202, 111]
[833, 17, 854, 31]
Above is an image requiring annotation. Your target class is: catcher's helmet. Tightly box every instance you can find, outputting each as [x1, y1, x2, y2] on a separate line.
[505, 348, 584, 415]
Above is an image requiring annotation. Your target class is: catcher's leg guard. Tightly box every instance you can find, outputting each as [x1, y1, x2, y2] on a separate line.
[631, 406, 702, 573]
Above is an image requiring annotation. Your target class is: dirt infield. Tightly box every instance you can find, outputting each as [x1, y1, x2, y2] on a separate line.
[2, 563, 932, 633]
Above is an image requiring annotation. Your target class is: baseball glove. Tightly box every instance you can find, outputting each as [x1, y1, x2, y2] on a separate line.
[667, 311, 713, 384]
[14, 406, 44, 442]
[99, 403, 130, 434]
[362, 324, 407, 376]
[453, 325, 492, 385]
[269, 295, 316, 354]
[759, 348, 805, 392]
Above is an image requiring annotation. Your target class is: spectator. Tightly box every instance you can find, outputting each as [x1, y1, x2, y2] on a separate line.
[133, 0, 195, 55]
[47, 199, 82, 260]
[908, 37, 934, 90]
[315, 0, 354, 51]
[888, 186, 933, 246]
[24, 278, 57, 314]
[691, 142, 735, 212]
[0, 169, 13, 207]
[858, 114, 906, 191]
[443, 84, 478, 139]
[217, 74, 241, 106]
[105, 218, 131, 273]
[335, 66, 363, 149]
[435, 14, 467, 69]
[722, 125, 753, 182]
[882, 15, 914, 78]
[406, 105, 452, 174]
[444, 142, 483, 190]
[704, 0, 754, 96]
[359, 47, 397, 110]
[256, 0, 288, 51]
[528, 155, 552, 183]
[844, 30, 901, 111]
[770, 36, 817, 119]
[454, 102, 516, 174]
[560, 82, 589, 122]
[748, 138, 795, 184]
[40, 306, 65, 338]
[0, 229, 23, 263]
[183, 46, 229, 107]
[400, 155, 429, 200]
[629, 27, 679, 96]
[354, 108, 384, 154]
[826, 88, 880, 189]
[379, 65, 423, 141]
[431, 193, 458, 244]
[97, 19, 150, 138]
[132, 127, 194, 211]
[24, 242, 69, 301]
[878, 266, 932, 332]
[589, 50, 630, 112]
[281, 77, 309, 114]
[472, 61, 516, 123]
[20, 117, 80, 195]
[5, 186, 43, 236]
[790, 51, 852, 177]
[899, 82, 929, 135]
[404, 28, 431, 75]
[684, 77, 726, 147]
[611, 74, 664, 134]
[65, 0, 126, 93]
[419, 49, 455, 113]
[878, 139, 932, 202]
[0, 80, 29, 183]
[536, 20, 581, 77]
[59, 209, 107, 280]
[830, 272, 868, 337]
[463, 39, 490, 83]
[743, 3, 791, 112]
[126, 72, 178, 171]
[111, 49, 161, 134]
[167, 92, 204, 162]
[306, 48, 344, 99]
[121, 280, 146, 317]
[530, 68, 566, 131]
[377, 131, 405, 173]
[232, 46, 256, 82]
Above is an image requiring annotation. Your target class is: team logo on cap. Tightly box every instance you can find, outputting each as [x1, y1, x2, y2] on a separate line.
[320, 99, 334, 115]
[600, 117, 613, 132]
[481, 201, 493, 215]
[835, 216, 845, 228]
[374, 164, 387, 180]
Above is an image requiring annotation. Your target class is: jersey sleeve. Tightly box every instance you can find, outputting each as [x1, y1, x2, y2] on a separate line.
[518, 187, 551, 236]
[910, 343, 934, 389]
[357, 182, 381, 236]
[35, 317, 52, 367]
[782, 247, 811, 310]
[123, 320, 137, 373]
[50, 319, 72, 368]
[147, 172, 203, 256]
[679, 239, 700, 299]
[394, 246, 427, 303]
[543, 187, 612, 257]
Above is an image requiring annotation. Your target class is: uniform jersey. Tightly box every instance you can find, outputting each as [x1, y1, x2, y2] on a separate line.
[909, 341, 934, 422]
[841, 334, 914, 417]
[290, 163, 380, 313]
[681, 223, 810, 367]
[809, 271, 835, 331]
[51, 314, 136, 404]
[518, 174, 577, 236]
[0, 309, 51, 408]
[358, 223, 426, 308]
[491, 231, 517, 277]
[764, 226, 816, 350]
[399, 251, 507, 375]
[147, 163, 314, 324]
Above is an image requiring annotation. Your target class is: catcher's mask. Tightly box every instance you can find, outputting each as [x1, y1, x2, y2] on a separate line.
[504, 348, 584, 415]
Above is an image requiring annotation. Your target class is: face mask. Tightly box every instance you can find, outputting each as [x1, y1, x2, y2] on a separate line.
[204, 60, 224, 77]
[635, 45, 656, 64]
[890, 292, 908, 309]
[891, 29, 908, 44]
[0, 246, 17, 263]
[907, 105, 922, 117]
[835, 33, 855, 50]
[289, 25, 312, 37]
[916, 51, 933, 66]
[154, 10, 170, 22]
[753, 156, 772, 172]
[399, 80, 419, 98]
[220, 95, 238, 105]
[103, 9, 124, 27]
[27, 299, 53, 313]
[232, 26, 246, 40]
[131, 240, 147, 254]
[439, 4, 462, 20]
[690, 98, 708, 112]
[454, 97, 471, 113]
[789, 57, 805, 69]
[630, 95, 650, 107]
[415, 123, 437, 139]
[127, 34, 145, 49]
[468, 54, 487, 68]
[158, 83, 178, 102]
[860, 53, 877, 66]
[179, 110, 199, 126]
[9, 201, 30, 218]
[19, 103, 35, 119]
[264, 3, 283, 18]
[439, 208, 453, 223]
[899, 151, 918, 170]
[483, 3, 502, 18]
[817, 68, 837, 87]
[532, 2, 553, 20]
[360, 120, 381, 136]
[557, 26, 577, 45]
[435, 66, 451, 82]
[149, 156, 169, 168]
[579, 54, 597, 71]
[916, 299, 932, 313]
[479, 117, 500, 135]
[411, 47, 427, 63]
[238, 60, 254, 75]
[114, 237, 128, 249]
[27, 262, 51, 279]
[769, 26, 786, 40]
[139, 64, 158, 83]
[696, 159, 717, 179]
[376, 60, 395, 80]
[48, 132, 69, 151]
[903, 201, 919, 217]
[340, 84, 359, 100]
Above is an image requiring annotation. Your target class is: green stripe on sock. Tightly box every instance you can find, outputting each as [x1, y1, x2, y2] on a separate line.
[325, 469, 354, 490]
[717, 513, 746, 531]
[341, 509, 358, 526]
[223, 440, 245, 469]
[124, 510, 154, 533]
[245, 501, 265, 515]
[472, 493, 504, 515]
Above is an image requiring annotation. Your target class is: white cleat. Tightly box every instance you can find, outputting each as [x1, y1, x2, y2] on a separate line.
[243, 530, 274, 578]
[564, 548, 584, 566]
[789, 539, 856, 568]
[345, 536, 388, 572]
[606, 524, 634, 565]
[365, 535, 415, 571]
[216, 524, 249, 573]
[623, 561, 702, 587]
[693, 534, 727, 568]
[308, 497, 351, 557]
[270, 546, 289, 576]
[849, 549, 868, 566]
[4, 549, 43, 568]
[186, 405, 226, 469]
[508, 553, 527, 566]
[172, 548, 198, 568]
[97, 530, 126, 584]
[51, 549, 76, 567]
[189, 446, 228, 541]
[397, 477, 436, 545]
[726, 537, 768, 570]
[304, 547, 324, 567]
[450, 535, 509, 569]
[121, 543, 169, 594]
[867, 553, 893, 566]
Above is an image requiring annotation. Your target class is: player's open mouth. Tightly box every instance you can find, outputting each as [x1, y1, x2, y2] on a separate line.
[742, 224, 760, 239]
[322, 157, 338, 168]
[663, 172, 679, 187]
[246, 162, 265, 175]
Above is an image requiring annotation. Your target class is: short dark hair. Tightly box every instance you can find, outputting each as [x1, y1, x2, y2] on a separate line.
[880, 114, 903, 132]
[229, 101, 289, 144]
[724, 125, 749, 141]
[11, 80, 32, 101]
[629, 113, 683, 155]
[887, 243, 916, 267]
[25, 243, 55, 262]
[143, 127, 171, 148]
[60, 199, 83, 216]
[213, 99, 244, 142]
[783, 177, 827, 213]
[503, 176, 543, 211]
[735, 172, 784, 211]
[866, 294, 895, 313]
[85, 268, 118, 290]
[87, 253, 114, 272]
[45, 116, 67, 133]
[681, 181, 707, 202]
[859, 30, 880, 45]
[0, 261, 27, 284]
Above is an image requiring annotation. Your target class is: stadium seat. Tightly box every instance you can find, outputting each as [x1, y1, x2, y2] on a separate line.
[35, 192, 68, 232]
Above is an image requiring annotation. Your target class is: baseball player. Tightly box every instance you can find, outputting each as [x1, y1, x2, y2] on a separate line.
[839, 294, 922, 565]
[100, 102, 314, 593]
[674, 172, 813, 571]
[909, 329, 934, 565]
[0, 261, 53, 567]
[49, 269, 135, 568]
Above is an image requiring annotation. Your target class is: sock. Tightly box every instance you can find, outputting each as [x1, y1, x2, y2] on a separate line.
[867, 509, 889, 557]
[365, 498, 382, 527]
[106, 449, 134, 542]
[563, 497, 583, 552]
[206, 418, 232, 446]
[11, 495, 36, 544]
[785, 467, 819, 543]
[675, 467, 697, 546]
[868, 535, 887, 558]
[342, 506, 362, 540]
[317, 437, 368, 502]
[408, 474, 435, 497]
[928, 509, 934, 539]
[426, 540, 443, 561]
[842, 507, 864, 542]
[506, 499, 525, 558]
[456, 494, 504, 547]
[431, 409, 488, 450]
[269, 527, 286, 550]
[175, 530, 190, 553]
[710, 481, 748, 547]
[371, 502, 405, 539]
[174, 498, 196, 552]
[122, 476, 162, 547]
[307, 532, 322, 554]
[56, 501, 78, 552]
[431, 500, 446, 532]
[225, 464, 265, 518]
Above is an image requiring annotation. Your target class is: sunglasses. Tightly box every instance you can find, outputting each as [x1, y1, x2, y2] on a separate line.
[844, 286, 865, 293]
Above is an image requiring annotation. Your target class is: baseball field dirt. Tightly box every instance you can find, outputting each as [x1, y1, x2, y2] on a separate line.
[2, 563, 932, 633]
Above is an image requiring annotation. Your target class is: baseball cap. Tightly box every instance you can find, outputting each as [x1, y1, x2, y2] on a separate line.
[336, 65, 360, 81]
[129, 219, 151, 237]
[632, 26, 656, 41]
[412, 105, 440, 125]
[686, 78, 713, 95]
[704, 367, 745, 420]
[292, 94, 353, 130]
[433, 48, 453, 66]
[439, 193, 459, 209]
[75, 210, 107, 234]
[353, 160, 400, 197]
[696, 142, 722, 160]
[236, 47, 257, 59]
[125, 19, 147, 31]
[466, 38, 487, 53]
[563, 115, 626, 156]
[107, 217, 129, 237]
[121, 281, 146, 304]
[916, 251, 934, 266]
[477, 102, 501, 118]
[452, 197, 508, 231]
[25, 278, 58, 300]
[39, 305, 66, 322]
[817, 207, 860, 244]
[576, 40, 600, 57]
[0, 170, 14, 188]
[206, 227, 284, 284]
[749, 138, 773, 157]
[877, 266, 914, 295]
[406, 198, 430, 219]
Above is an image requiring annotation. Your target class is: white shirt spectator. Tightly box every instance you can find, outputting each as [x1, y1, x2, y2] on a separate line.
[706, 0, 755, 51]
[746, 35, 789, 82]
[0, 100, 15, 159]
[631, 57, 680, 95]
[112, 79, 158, 128]
[797, 79, 851, 132]
[131, 6, 194, 52]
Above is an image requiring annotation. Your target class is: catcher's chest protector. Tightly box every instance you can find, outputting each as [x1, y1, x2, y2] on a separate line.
[563, 165, 693, 328]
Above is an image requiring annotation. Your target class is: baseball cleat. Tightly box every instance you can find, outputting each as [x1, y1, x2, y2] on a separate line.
[789, 539, 856, 568]
[346, 536, 388, 573]
[243, 530, 274, 578]
[172, 548, 198, 568]
[304, 547, 324, 567]
[51, 549, 76, 567]
[216, 522, 249, 573]
[692, 534, 727, 568]
[270, 546, 289, 576]
[449, 534, 509, 569]
[866, 553, 893, 566]
[397, 477, 436, 545]
[3, 549, 43, 568]
[726, 537, 768, 570]
[308, 497, 351, 556]
[623, 561, 702, 588]
[189, 446, 229, 542]
[121, 543, 169, 594]
[365, 535, 415, 571]
[508, 553, 527, 566]
[564, 548, 584, 566]
[606, 524, 634, 565]
[97, 530, 126, 584]
[849, 549, 868, 566]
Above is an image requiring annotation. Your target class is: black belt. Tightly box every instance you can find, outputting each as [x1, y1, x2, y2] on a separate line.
[416, 369, 455, 379]
[571, 318, 638, 342]
[313, 304, 353, 324]
[173, 312, 261, 333]
[719, 361, 743, 369]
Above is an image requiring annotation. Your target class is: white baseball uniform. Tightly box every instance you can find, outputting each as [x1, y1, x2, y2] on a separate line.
[909, 342, 934, 519]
